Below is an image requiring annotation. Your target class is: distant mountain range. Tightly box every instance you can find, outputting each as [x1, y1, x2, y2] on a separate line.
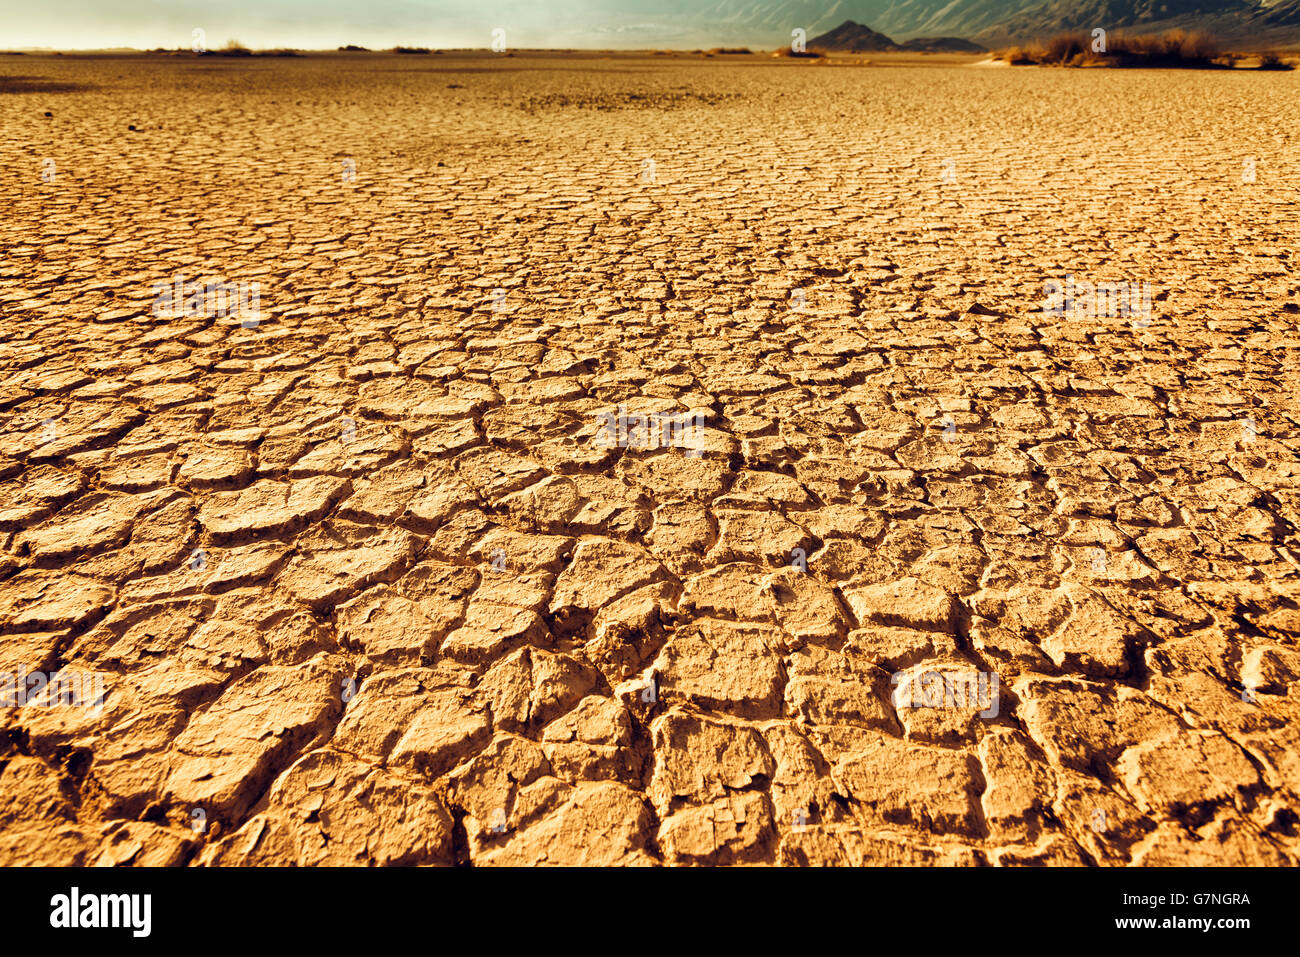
[703, 0, 1300, 48]
[807, 21, 986, 51]
[7, 0, 1298, 51]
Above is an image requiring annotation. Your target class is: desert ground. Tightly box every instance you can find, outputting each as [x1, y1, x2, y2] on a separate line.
[1, 51, 1298, 866]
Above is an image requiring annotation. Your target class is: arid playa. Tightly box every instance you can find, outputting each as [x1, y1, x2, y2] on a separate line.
[1, 50, 1298, 866]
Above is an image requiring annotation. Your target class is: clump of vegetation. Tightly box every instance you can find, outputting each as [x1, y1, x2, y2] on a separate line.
[774, 46, 826, 59]
[993, 30, 1281, 68]
[391, 46, 431, 54]
[212, 39, 252, 57]
[998, 45, 1037, 65]
[195, 40, 302, 58]
[708, 47, 753, 55]
[338, 45, 370, 52]
[1043, 33, 1088, 63]
[1258, 52, 1294, 70]
[1116, 30, 1222, 65]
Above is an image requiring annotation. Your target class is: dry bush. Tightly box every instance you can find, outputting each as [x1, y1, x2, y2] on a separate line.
[1045, 33, 1086, 63]
[708, 47, 753, 55]
[776, 46, 825, 58]
[196, 39, 252, 57]
[1000, 29, 1230, 67]
[998, 45, 1040, 64]
[1110, 30, 1220, 64]
[1173, 30, 1220, 60]
[1258, 52, 1294, 70]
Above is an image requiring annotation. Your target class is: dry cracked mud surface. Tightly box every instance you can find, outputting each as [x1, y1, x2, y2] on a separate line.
[1, 52, 1299, 866]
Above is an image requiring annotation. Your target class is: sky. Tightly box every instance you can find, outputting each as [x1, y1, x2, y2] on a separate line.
[0, 0, 819, 51]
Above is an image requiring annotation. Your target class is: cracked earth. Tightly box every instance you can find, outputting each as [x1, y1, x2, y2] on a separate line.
[1, 52, 1299, 866]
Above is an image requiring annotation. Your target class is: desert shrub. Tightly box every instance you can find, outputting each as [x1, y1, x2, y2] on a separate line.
[1001, 29, 1229, 67]
[1258, 52, 1294, 70]
[996, 44, 1045, 64]
[999, 45, 1039, 64]
[1171, 30, 1220, 60]
[777, 46, 825, 58]
[1110, 30, 1219, 64]
[1045, 33, 1086, 63]
[195, 39, 251, 56]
